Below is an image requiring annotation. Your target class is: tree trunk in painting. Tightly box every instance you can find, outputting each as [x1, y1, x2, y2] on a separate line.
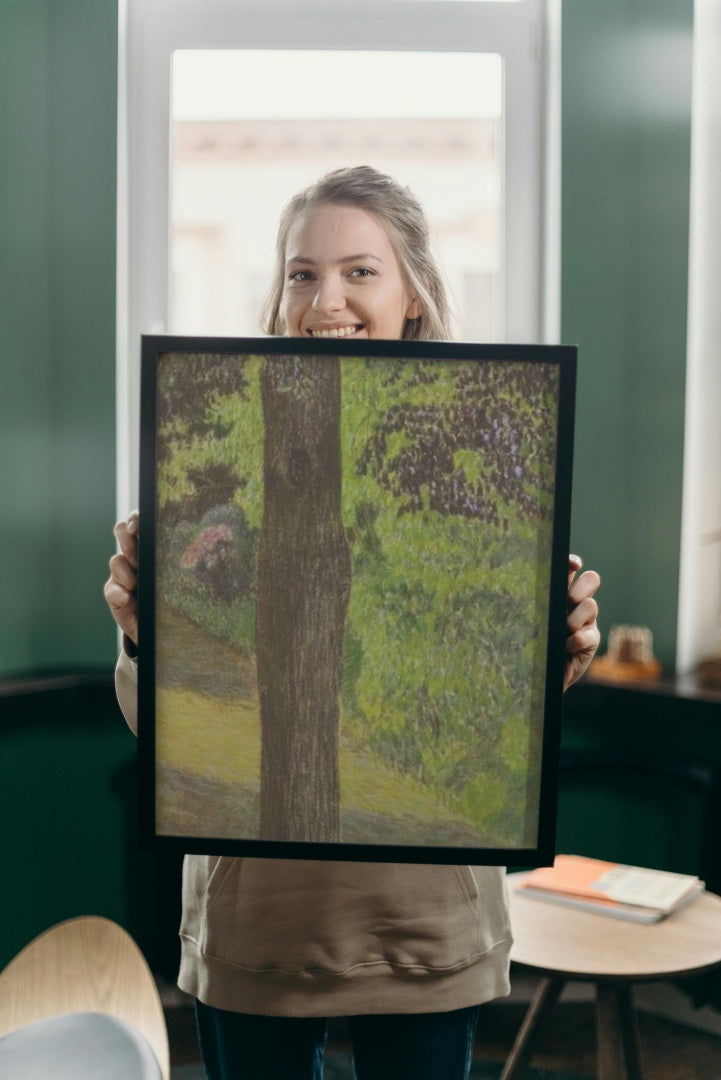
[256, 355, 351, 842]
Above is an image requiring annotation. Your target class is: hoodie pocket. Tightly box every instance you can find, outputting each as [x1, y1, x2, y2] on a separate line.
[189, 858, 507, 976]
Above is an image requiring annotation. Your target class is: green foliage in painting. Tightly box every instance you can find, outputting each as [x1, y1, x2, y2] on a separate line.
[155, 352, 559, 846]
[339, 357, 556, 845]
[156, 354, 263, 649]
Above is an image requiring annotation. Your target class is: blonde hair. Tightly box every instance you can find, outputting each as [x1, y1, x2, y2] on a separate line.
[262, 165, 453, 341]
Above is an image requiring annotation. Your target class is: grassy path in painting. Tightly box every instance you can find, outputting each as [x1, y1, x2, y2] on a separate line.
[156, 685, 487, 845]
[155, 606, 488, 846]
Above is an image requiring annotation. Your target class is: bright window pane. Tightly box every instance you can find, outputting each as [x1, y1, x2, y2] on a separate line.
[346, 1, 521, 3]
[170, 50, 503, 340]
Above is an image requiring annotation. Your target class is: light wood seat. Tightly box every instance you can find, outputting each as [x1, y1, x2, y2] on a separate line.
[0, 915, 169, 1079]
[503, 872, 721, 1080]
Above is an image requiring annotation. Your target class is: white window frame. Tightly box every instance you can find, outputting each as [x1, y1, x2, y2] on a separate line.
[676, 0, 721, 674]
[117, 0, 559, 512]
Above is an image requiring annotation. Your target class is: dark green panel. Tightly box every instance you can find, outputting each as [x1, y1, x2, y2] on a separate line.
[0, 684, 132, 966]
[0, 681, 184, 976]
[559, 682, 721, 890]
[0, 2, 55, 668]
[562, 0, 693, 669]
[47, 0, 118, 667]
[556, 770, 708, 877]
[0, 0, 118, 673]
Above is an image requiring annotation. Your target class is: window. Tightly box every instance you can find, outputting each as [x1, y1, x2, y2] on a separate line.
[169, 49, 503, 340]
[117, 0, 557, 510]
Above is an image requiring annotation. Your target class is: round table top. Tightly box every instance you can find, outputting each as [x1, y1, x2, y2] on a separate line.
[508, 871, 721, 981]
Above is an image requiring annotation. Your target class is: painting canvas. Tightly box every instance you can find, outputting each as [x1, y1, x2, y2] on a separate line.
[138, 336, 576, 865]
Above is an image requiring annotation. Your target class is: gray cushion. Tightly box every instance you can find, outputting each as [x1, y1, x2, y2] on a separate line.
[0, 1011, 162, 1079]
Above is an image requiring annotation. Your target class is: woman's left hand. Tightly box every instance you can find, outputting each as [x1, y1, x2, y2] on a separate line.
[564, 554, 601, 691]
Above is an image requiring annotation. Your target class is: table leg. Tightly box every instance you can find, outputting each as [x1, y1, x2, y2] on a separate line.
[596, 982, 643, 1080]
[499, 976, 565, 1080]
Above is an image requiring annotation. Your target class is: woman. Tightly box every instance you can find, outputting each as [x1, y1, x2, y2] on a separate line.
[106, 166, 601, 1080]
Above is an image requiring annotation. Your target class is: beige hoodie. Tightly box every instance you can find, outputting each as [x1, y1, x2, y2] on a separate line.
[116, 650, 512, 1016]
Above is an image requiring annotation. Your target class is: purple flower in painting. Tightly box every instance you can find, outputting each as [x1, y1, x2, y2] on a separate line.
[177, 505, 257, 604]
[181, 524, 234, 571]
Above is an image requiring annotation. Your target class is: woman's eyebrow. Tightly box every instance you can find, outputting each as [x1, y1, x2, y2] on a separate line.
[286, 253, 384, 266]
[339, 253, 384, 265]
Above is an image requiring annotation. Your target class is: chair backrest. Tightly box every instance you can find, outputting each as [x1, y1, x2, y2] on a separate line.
[0, 915, 170, 1080]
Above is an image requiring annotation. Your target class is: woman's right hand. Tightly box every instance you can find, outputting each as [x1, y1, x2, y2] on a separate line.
[104, 510, 139, 646]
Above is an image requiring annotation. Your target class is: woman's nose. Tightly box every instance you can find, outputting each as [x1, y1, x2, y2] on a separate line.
[312, 274, 345, 314]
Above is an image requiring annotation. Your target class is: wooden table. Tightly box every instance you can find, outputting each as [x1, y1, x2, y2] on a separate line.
[503, 873, 721, 1080]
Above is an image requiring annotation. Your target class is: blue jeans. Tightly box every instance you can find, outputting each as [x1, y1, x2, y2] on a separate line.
[195, 1000, 481, 1080]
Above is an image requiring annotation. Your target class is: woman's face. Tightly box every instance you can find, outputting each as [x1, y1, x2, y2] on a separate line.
[280, 203, 421, 340]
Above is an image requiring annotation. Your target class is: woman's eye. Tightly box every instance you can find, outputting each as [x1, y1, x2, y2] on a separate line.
[288, 269, 313, 283]
[349, 267, 375, 279]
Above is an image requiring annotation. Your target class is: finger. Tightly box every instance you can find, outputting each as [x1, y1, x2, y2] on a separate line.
[113, 517, 139, 568]
[566, 594, 599, 634]
[108, 552, 137, 592]
[103, 579, 139, 642]
[568, 553, 583, 588]
[103, 576, 133, 614]
[568, 569, 601, 607]
[566, 623, 601, 657]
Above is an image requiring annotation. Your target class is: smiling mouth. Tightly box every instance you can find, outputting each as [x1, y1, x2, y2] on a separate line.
[307, 324, 364, 339]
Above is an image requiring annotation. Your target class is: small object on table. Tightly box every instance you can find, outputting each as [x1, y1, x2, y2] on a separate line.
[696, 653, 721, 688]
[590, 624, 662, 683]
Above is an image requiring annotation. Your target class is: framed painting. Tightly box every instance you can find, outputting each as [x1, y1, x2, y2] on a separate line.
[137, 336, 576, 865]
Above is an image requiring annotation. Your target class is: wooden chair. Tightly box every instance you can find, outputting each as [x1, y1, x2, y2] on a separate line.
[0, 915, 170, 1079]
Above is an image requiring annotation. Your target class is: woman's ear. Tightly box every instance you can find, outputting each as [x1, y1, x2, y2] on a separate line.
[406, 296, 423, 320]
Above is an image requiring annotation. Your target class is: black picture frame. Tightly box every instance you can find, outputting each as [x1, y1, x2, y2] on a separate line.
[138, 335, 576, 865]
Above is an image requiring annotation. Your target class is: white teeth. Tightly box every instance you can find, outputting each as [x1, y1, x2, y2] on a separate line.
[310, 326, 359, 338]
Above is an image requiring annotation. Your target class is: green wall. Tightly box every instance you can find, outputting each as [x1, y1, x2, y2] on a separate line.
[563, 0, 693, 670]
[0, 0, 118, 675]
